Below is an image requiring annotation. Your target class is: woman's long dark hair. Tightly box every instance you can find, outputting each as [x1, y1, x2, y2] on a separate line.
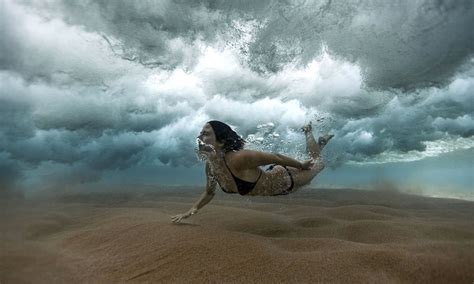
[207, 121, 245, 153]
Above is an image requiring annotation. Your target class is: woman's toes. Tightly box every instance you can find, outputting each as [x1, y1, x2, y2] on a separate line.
[301, 121, 313, 133]
[318, 134, 334, 146]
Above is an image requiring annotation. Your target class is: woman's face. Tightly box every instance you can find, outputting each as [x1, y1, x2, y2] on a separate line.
[198, 123, 222, 150]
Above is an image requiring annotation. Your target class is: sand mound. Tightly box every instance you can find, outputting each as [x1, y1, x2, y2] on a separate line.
[1, 188, 473, 283]
[293, 216, 337, 228]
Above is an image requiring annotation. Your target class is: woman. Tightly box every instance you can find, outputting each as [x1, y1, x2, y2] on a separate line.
[171, 120, 333, 224]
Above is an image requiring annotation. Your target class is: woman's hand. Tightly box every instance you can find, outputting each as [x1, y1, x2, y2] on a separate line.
[197, 139, 216, 154]
[171, 208, 198, 224]
[196, 139, 218, 161]
[300, 159, 315, 170]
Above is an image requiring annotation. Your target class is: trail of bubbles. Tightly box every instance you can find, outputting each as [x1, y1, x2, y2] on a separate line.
[243, 117, 337, 162]
[194, 138, 216, 162]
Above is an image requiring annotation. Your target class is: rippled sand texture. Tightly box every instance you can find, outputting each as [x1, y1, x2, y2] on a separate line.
[1, 188, 473, 283]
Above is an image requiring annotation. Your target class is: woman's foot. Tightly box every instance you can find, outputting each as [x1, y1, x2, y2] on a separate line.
[301, 121, 312, 134]
[318, 134, 334, 148]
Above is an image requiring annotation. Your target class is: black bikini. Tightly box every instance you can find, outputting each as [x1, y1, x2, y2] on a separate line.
[221, 156, 262, 195]
[266, 164, 295, 196]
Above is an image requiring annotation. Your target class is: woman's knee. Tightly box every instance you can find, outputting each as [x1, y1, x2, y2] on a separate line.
[311, 159, 325, 172]
[292, 171, 315, 188]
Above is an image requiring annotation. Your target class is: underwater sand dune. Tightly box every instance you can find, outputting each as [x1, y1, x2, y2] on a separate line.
[1, 188, 473, 283]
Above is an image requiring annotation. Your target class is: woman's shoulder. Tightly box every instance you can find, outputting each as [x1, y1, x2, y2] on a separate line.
[232, 149, 266, 157]
[227, 149, 265, 169]
[228, 149, 253, 159]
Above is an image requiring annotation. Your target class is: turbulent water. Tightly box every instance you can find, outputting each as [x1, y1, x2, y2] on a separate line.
[0, 0, 473, 199]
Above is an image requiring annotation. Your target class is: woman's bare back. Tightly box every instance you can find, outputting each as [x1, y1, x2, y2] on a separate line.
[208, 151, 294, 196]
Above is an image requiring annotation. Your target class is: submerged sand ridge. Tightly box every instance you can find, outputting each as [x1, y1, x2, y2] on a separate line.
[1, 188, 473, 283]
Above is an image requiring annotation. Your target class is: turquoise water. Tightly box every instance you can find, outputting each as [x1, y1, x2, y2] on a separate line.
[1, 1, 473, 201]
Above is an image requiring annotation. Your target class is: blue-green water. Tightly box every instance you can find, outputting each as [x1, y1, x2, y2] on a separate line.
[1, 1, 473, 201]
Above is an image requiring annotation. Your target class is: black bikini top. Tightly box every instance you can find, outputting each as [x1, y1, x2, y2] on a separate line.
[221, 156, 262, 195]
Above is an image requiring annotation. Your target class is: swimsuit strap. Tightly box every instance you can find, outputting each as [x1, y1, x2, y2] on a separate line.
[223, 155, 262, 183]
[283, 166, 294, 192]
[222, 156, 237, 178]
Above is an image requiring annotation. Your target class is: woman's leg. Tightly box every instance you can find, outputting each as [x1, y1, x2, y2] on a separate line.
[302, 121, 320, 159]
[290, 122, 333, 189]
[289, 159, 325, 189]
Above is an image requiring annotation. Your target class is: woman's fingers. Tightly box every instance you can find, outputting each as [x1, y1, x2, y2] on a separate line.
[171, 211, 194, 224]
[171, 214, 182, 223]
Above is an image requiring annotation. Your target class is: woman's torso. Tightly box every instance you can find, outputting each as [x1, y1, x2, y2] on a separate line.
[209, 150, 292, 196]
[210, 151, 263, 195]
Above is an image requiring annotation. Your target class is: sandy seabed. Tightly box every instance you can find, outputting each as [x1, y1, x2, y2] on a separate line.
[1, 187, 473, 283]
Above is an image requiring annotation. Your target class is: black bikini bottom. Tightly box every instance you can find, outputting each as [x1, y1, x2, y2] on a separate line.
[266, 164, 295, 195]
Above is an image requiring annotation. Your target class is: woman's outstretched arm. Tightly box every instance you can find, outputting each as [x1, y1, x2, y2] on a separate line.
[171, 162, 216, 224]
